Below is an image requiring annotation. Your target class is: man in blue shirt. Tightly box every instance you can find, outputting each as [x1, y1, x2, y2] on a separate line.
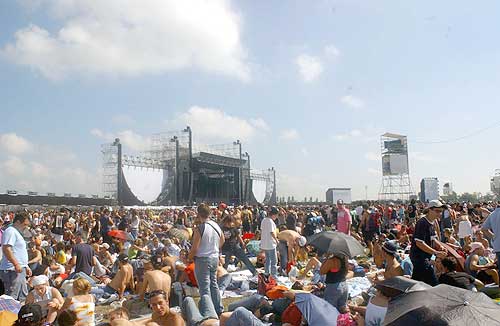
[482, 205, 500, 275]
[0, 213, 32, 301]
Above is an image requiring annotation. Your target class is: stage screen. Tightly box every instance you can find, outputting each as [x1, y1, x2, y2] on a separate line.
[252, 179, 267, 203]
[382, 154, 409, 175]
[122, 165, 164, 204]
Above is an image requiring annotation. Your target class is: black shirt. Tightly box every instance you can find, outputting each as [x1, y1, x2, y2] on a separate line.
[439, 271, 475, 289]
[222, 226, 240, 250]
[408, 205, 417, 218]
[410, 216, 436, 261]
[72, 243, 94, 276]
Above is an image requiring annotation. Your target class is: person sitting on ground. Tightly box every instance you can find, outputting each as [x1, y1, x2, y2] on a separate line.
[105, 254, 135, 299]
[25, 275, 64, 324]
[438, 256, 484, 290]
[14, 304, 44, 326]
[138, 255, 171, 300]
[108, 307, 135, 326]
[349, 285, 390, 326]
[443, 228, 460, 249]
[465, 242, 499, 285]
[379, 241, 404, 281]
[142, 290, 185, 326]
[60, 278, 95, 326]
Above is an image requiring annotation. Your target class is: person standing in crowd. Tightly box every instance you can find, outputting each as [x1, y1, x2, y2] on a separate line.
[129, 209, 140, 241]
[336, 200, 352, 235]
[260, 206, 279, 279]
[320, 254, 349, 311]
[276, 229, 306, 276]
[189, 204, 224, 316]
[70, 232, 94, 277]
[0, 212, 32, 301]
[100, 208, 114, 245]
[482, 204, 500, 276]
[408, 199, 417, 223]
[410, 200, 448, 286]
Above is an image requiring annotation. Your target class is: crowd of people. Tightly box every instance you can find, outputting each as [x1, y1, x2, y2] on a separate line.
[0, 198, 499, 326]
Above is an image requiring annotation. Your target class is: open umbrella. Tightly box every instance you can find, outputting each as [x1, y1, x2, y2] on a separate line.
[108, 230, 132, 241]
[384, 284, 500, 325]
[294, 292, 339, 326]
[375, 276, 431, 298]
[307, 231, 365, 258]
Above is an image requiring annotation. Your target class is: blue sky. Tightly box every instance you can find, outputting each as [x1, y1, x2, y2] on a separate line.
[2, 0, 500, 200]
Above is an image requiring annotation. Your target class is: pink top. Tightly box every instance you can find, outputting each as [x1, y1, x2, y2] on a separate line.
[337, 207, 352, 235]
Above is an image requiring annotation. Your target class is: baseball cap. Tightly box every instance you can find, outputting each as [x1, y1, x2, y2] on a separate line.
[18, 304, 43, 324]
[270, 206, 279, 215]
[382, 241, 398, 255]
[118, 253, 129, 262]
[428, 200, 446, 209]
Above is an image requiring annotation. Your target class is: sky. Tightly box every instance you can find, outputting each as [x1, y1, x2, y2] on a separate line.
[2, 0, 500, 201]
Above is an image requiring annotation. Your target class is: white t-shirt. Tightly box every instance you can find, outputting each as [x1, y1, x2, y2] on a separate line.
[260, 217, 277, 250]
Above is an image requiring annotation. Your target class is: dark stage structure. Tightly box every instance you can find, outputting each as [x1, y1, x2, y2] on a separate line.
[102, 127, 277, 206]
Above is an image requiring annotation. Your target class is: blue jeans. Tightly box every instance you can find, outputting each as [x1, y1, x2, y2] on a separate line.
[496, 252, 500, 277]
[222, 245, 257, 275]
[182, 295, 218, 326]
[263, 248, 277, 278]
[130, 229, 138, 241]
[228, 294, 265, 312]
[277, 241, 288, 275]
[194, 256, 223, 315]
[324, 281, 348, 311]
[225, 307, 265, 326]
[218, 274, 249, 293]
[0, 268, 28, 301]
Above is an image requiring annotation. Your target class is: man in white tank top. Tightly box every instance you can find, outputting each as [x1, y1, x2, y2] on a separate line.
[189, 204, 225, 315]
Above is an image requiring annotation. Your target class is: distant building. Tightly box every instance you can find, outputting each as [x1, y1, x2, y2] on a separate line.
[420, 178, 439, 202]
[326, 188, 352, 204]
[443, 182, 453, 196]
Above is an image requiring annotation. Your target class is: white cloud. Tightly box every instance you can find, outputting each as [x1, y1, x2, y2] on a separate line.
[2, 156, 26, 176]
[175, 106, 268, 143]
[410, 151, 435, 162]
[295, 54, 323, 82]
[280, 129, 300, 141]
[333, 129, 362, 141]
[341, 95, 365, 109]
[31, 161, 50, 178]
[250, 118, 270, 132]
[0, 133, 32, 155]
[90, 128, 150, 152]
[2, 0, 251, 81]
[324, 44, 340, 58]
[112, 114, 135, 125]
[364, 152, 379, 161]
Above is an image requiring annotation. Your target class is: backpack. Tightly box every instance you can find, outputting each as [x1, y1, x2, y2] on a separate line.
[257, 273, 277, 295]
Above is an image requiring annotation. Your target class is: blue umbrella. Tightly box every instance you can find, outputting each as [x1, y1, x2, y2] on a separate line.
[294, 292, 339, 326]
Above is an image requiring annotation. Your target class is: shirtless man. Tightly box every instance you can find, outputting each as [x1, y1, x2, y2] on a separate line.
[107, 254, 135, 299]
[276, 229, 306, 274]
[138, 290, 185, 326]
[138, 256, 171, 300]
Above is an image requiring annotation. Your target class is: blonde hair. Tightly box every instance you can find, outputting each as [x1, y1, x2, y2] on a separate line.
[73, 278, 91, 295]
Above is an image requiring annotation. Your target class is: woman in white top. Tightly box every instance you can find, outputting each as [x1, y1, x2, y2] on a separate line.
[350, 287, 389, 326]
[456, 214, 472, 245]
[26, 275, 64, 324]
[61, 278, 96, 326]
